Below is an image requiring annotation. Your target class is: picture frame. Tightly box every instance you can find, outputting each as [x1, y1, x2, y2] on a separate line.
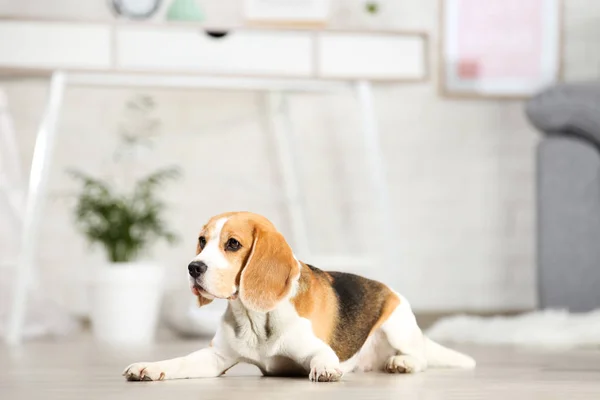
[243, 0, 331, 26]
[439, 0, 563, 99]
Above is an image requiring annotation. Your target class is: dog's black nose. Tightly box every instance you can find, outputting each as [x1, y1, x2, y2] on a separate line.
[188, 261, 207, 278]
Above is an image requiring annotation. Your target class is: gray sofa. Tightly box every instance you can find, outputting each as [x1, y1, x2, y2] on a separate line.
[526, 82, 600, 312]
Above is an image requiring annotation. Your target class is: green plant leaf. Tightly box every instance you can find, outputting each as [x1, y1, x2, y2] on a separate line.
[68, 166, 180, 263]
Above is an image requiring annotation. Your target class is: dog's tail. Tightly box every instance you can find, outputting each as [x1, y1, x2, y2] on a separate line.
[424, 337, 476, 369]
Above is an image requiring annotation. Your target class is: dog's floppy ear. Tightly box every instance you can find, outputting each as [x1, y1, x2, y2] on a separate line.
[240, 227, 297, 312]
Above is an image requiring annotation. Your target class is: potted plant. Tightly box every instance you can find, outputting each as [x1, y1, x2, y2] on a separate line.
[70, 167, 178, 345]
[69, 95, 179, 345]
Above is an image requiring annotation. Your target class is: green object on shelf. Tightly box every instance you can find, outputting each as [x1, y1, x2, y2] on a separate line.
[166, 0, 204, 21]
[365, 1, 379, 14]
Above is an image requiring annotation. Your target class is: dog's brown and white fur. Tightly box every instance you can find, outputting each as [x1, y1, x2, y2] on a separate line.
[123, 212, 475, 382]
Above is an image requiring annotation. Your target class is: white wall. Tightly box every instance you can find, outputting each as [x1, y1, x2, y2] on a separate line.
[1, 0, 599, 314]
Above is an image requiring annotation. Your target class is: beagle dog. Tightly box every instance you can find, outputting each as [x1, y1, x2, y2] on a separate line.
[123, 211, 475, 382]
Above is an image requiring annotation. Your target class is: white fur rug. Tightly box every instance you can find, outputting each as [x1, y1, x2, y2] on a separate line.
[426, 309, 600, 350]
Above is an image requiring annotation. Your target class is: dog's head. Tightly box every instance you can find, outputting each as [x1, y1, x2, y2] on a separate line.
[188, 212, 299, 312]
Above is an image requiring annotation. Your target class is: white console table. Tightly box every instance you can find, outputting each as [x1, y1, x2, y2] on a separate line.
[0, 17, 429, 344]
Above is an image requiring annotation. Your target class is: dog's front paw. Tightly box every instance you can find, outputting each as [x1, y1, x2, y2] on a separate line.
[123, 362, 167, 381]
[309, 364, 343, 382]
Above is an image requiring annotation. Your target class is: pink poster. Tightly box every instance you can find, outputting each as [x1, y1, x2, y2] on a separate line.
[443, 0, 560, 97]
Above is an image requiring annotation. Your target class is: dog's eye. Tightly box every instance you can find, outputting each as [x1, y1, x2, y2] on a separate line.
[198, 236, 206, 250]
[225, 238, 241, 251]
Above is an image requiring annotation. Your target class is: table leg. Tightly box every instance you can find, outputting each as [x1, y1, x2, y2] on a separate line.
[6, 71, 66, 345]
[355, 81, 396, 270]
[264, 91, 311, 259]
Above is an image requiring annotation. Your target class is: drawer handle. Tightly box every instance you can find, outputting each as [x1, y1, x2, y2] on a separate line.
[204, 30, 230, 39]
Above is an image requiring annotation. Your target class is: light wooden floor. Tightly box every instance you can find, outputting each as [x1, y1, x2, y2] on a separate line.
[3, 338, 600, 400]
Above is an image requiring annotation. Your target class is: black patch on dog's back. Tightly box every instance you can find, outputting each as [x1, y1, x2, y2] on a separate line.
[327, 271, 390, 361]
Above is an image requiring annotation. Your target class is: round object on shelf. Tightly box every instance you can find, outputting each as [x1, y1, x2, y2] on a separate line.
[166, 0, 204, 22]
[108, 0, 162, 20]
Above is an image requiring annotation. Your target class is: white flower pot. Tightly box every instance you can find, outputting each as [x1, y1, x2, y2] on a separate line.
[89, 262, 165, 345]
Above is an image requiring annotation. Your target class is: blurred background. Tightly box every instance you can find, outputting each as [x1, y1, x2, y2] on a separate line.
[0, 0, 599, 348]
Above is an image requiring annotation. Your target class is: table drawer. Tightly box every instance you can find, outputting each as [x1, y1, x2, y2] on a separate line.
[116, 27, 314, 77]
[317, 33, 426, 80]
[0, 21, 111, 69]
